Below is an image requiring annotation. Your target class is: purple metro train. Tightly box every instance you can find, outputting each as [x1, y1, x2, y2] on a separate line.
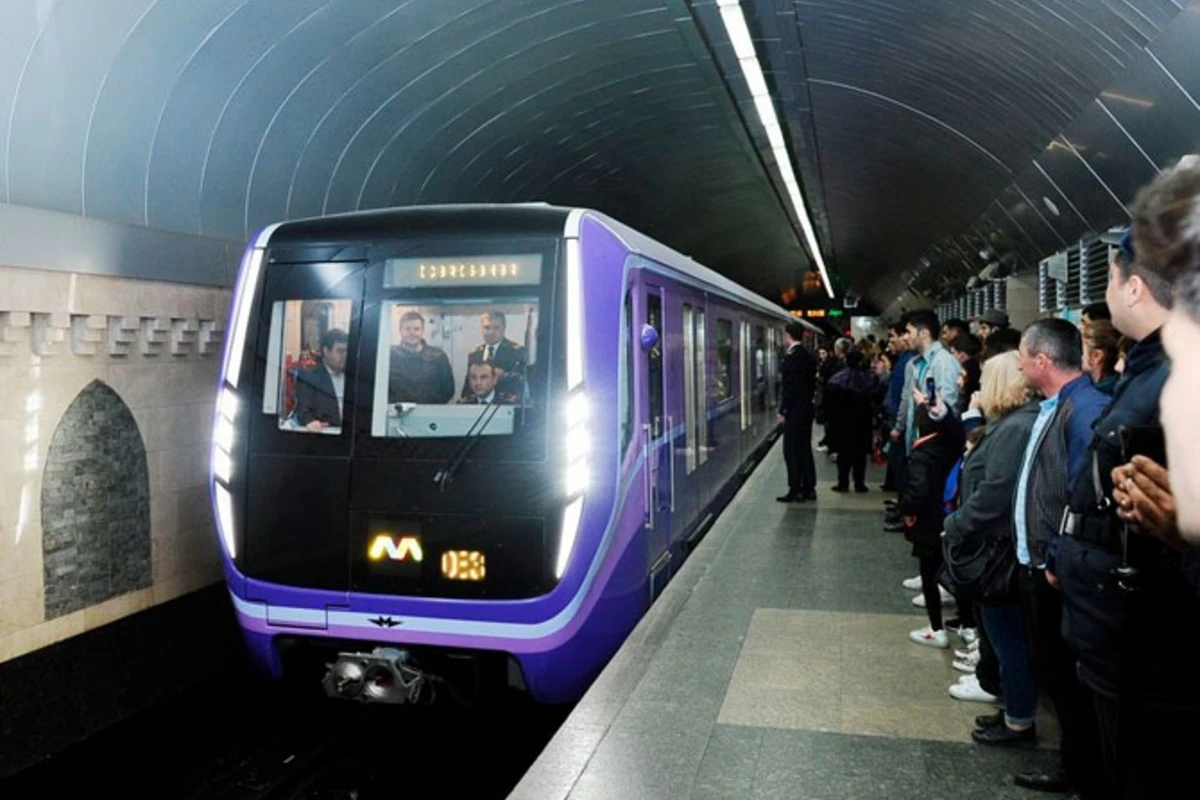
[210, 204, 815, 705]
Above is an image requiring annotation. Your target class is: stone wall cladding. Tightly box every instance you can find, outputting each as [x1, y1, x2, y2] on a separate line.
[41, 380, 151, 618]
[0, 265, 232, 666]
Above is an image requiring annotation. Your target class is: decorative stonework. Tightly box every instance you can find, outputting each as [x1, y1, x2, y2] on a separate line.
[0, 310, 224, 359]
[40, 380, 152, 619]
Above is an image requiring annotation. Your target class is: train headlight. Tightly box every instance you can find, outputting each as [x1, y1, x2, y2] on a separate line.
[559, 388, 589, 578]
[556, 496, 584, 580]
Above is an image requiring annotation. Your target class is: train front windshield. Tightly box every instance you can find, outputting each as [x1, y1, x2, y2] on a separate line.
[244, 240, 558, 598]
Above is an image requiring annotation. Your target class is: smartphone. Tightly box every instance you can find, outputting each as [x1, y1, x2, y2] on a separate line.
[925, 376, 937, 400]
[1118, 424, 1168, 466]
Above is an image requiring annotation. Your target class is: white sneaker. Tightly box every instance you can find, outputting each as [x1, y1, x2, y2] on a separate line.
[960, 627, 979, 645]
[902, 576, 923, 591]
[952, 659, 976, 674]
[908, 626, 949, 648]
[911, 592, 957, 608]
[949, 675, 999, 703]
[953, 648, 981, 666]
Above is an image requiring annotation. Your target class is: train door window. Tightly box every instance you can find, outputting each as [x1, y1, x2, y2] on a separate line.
[754, 325, 766, 411]
[621, 290, 634, 456]
[262, 299, 355, 435]
[682, 304, 697, 474]
[696, 308, 708, 465]
[715, 319, 733, 403]
[646, 292, 664, 438]
[740, 321, 751, 430]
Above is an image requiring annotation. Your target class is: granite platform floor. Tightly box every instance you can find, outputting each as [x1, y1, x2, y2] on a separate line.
[509, 438, 1061, 800]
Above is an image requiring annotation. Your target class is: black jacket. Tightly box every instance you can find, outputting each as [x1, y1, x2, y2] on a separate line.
[943, 403, 1039, 548]
[779, 344, 816, 416]
[388, 343, 456, 404]
[901, 429, 963, 550]
[292, 364, 342, 427]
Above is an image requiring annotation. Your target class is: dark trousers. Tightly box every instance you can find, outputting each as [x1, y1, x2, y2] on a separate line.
[836, 446, 867, 489]
[918, 550, 944, 630]
[783, 409, 816, 496]
[980, 602, 1038, 725]
[1020, 567, 1107, 799]
[1095, 690, 1200, 799]
[974, 605, 1002, 697]
[887, 435, 907, 489]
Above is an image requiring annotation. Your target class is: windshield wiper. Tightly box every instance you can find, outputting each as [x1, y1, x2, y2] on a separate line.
[432, 400, 503, 492]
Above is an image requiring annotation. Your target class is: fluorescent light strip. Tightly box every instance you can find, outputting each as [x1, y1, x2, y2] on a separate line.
[715, 0, 834, 299]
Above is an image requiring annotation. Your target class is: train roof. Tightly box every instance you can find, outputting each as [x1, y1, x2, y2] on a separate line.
[261, 203, 814, 331]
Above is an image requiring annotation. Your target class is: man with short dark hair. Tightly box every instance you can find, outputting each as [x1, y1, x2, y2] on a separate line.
[293, 328, 349, 432]
[388, 311, 456, 404]
[462, 310, 525, 398]
[1081, 301, 1111, 325]
[1057, 156, 1200, 798]
[777, 321, 817, 502]
[893, 310, 961, 453]
[882, 320, 915, 493]
[948, 331, 982, 364]
[941, 318, 970, 346]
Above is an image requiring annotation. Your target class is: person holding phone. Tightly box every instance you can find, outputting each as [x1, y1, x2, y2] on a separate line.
[893, 310, 962, 457]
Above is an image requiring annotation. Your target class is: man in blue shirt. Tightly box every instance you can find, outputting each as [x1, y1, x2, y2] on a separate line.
[985, 319, 1109, 797]
[883, 320, 915, 493]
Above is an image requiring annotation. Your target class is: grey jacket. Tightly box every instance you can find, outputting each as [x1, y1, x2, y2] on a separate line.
[943, 402, 1039, 546]
[896, 342, 963, 452]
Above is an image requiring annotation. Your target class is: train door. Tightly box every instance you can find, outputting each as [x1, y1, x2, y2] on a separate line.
[242, 260, 368, 620]
[675, 287, 708, 539]
[639, 283, 673, 588]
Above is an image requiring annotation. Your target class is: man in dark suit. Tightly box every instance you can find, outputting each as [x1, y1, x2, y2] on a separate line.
[462, 310, 525, 398]
[456, 362, 517, 405]
[293, 328, 348, 432]
[777, 321, 817, 502]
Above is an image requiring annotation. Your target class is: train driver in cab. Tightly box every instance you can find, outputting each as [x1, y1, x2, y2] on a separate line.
[387, 310, 456, 405]
[461, 310, 525, 399]
[293, 328, 348, 432]
[456, 362, 517, 405]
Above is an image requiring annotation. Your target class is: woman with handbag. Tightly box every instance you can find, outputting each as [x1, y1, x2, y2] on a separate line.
[940, 352, 1042, 747]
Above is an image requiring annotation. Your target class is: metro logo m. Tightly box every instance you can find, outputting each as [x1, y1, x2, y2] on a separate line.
[368, 535, 423, 563]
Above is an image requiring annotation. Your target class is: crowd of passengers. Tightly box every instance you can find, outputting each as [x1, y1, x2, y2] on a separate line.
[777, 155, 1200, 800]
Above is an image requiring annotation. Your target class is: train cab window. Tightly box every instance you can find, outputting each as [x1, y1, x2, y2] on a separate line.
[715, 319, 734, 402]
[371, 300, 539, 438]
[262, 298, 354, 435]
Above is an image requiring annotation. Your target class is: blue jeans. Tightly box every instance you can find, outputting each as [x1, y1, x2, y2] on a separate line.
[980, 602, 1037, 726]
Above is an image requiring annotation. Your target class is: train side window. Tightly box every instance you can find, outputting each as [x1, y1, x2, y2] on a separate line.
[696, 308, 708, 465]
[263, 298, 354, 435]
[621, 290, 634, 455]
[754, 324, 766, 411]
[715, 319, 733, 402]
[740, 320, 751, 430]
[646, 292, 664, 438]
[682, 304, 696, 474]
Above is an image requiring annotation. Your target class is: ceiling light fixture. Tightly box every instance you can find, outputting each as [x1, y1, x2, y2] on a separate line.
[715, 0, 834, 299]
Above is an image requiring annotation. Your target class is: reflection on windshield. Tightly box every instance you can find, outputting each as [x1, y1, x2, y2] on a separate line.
[372, 301, 538, 438]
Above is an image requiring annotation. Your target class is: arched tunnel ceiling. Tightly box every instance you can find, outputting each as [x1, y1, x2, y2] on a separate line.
[0, 0, 1197, 310]
[0, 0, 811, 302]
[745, 0, 1191, 307]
